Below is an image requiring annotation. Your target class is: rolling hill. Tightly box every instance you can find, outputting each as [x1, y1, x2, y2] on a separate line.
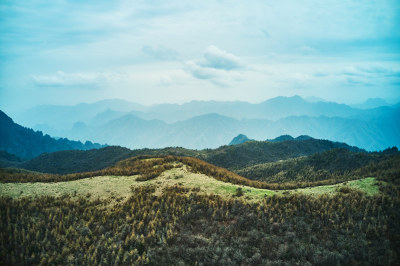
[1, 152, 399, 265]
[199, 138, 364, 170]
[236, 148, 400, 184]
[1, 136, 399, 265]
[4, 136, 364, 175]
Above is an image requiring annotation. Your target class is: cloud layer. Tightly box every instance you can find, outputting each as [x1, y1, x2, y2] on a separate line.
[0, 0, 399, 111]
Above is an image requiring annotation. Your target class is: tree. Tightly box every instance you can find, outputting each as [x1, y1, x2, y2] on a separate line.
[235, 187, 244, 197]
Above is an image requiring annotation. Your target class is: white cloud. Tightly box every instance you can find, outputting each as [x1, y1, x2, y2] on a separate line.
[183, 45, 247, 86]
[30, 71, 125, 87]
[185, 61, 219, 80]
[342, 65, 400, 79]
[202, 45, 244, 70]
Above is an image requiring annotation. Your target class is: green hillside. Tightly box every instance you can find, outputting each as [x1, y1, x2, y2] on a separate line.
[200, 138, 363, 170]
[4, 136, 363, 176]
[236, 149, 400, 184]
[0, 162, 380, 201]
[1, 161, 398, 265]
[1, 142, 399, 265]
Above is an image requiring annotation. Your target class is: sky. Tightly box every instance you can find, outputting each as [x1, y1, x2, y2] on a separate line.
[1, 0, 400, 114]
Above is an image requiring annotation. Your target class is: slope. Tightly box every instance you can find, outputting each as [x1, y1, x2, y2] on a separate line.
[0, 110, 105, 159]
[2, 172, 397, 265]
[4, 148, 398, 191]
[236, 148, 400, 184]
[200, 138, 363, 170]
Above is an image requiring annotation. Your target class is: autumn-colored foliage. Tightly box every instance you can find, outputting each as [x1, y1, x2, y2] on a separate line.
[1, 182, 399, 265]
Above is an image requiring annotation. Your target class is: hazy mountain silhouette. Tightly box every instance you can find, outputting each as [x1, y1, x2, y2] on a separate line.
[229, 134, 253, 145]
[0, 110, 105, 159]
[9, 96, 399, 151]
[16, 95, 391, 130]
[52, 111, 399, 151]
[351, 98, 389, 109]
[14, 99, 145, 132]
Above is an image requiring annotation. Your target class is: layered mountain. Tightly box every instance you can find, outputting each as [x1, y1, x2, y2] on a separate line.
[15, 96, 390, 129]
[57, 112, 398, 151]
[350, 98, 390, 109]
[13, 99, 145, 132]
[8, 96, 400, 151]
[0, 110, 104, 159]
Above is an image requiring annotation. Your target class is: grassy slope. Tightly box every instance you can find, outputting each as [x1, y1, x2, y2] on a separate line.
[0, 165, 380, 201]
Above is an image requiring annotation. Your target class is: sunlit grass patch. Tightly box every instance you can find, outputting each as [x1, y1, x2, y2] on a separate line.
[297, 177, 379, 196]
[0, 164, 380, 202]
[346, 177, 379, 195]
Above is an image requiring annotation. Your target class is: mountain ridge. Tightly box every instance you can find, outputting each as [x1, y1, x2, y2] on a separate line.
[63, 112, 399, 151]
[0, 110, 105, 159]
[15, 95, 398, 128]
[6, 96, 400, 151]
[3, 135, 365, 175]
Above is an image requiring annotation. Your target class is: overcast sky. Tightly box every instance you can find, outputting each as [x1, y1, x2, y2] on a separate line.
[1, 0, 399, 113]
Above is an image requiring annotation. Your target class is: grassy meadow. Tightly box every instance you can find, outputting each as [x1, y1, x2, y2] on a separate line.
[0, 165, 380, 202]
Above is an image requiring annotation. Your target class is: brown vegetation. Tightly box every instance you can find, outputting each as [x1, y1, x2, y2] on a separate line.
[1, 181, 399, 265]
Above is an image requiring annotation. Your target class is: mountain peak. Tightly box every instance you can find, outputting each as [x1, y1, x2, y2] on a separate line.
[295, 135, 313, 141]
[267, 135, 294, 142]
[229, 134, 252, 145]
[351, 98, 389, 109]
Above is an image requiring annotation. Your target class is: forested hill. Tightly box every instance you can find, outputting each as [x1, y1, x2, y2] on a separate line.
[7, 136, 365, 175]
[200, 137, 364, 170]
[0, 110, 105, 159]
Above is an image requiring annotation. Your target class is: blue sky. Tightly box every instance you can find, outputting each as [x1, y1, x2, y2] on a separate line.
[1, 0, 399, 113]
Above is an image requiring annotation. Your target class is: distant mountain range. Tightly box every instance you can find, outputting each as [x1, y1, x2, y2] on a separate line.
[7, 96, 400, 151]
[350, 98, 390, 109]
[15, 96, 398, 127]
[0, 111, 104, 159]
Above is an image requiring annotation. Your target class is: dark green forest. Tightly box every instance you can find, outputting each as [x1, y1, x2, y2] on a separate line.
[2, 137, 365, 175]
[236, 148, 400, 184]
